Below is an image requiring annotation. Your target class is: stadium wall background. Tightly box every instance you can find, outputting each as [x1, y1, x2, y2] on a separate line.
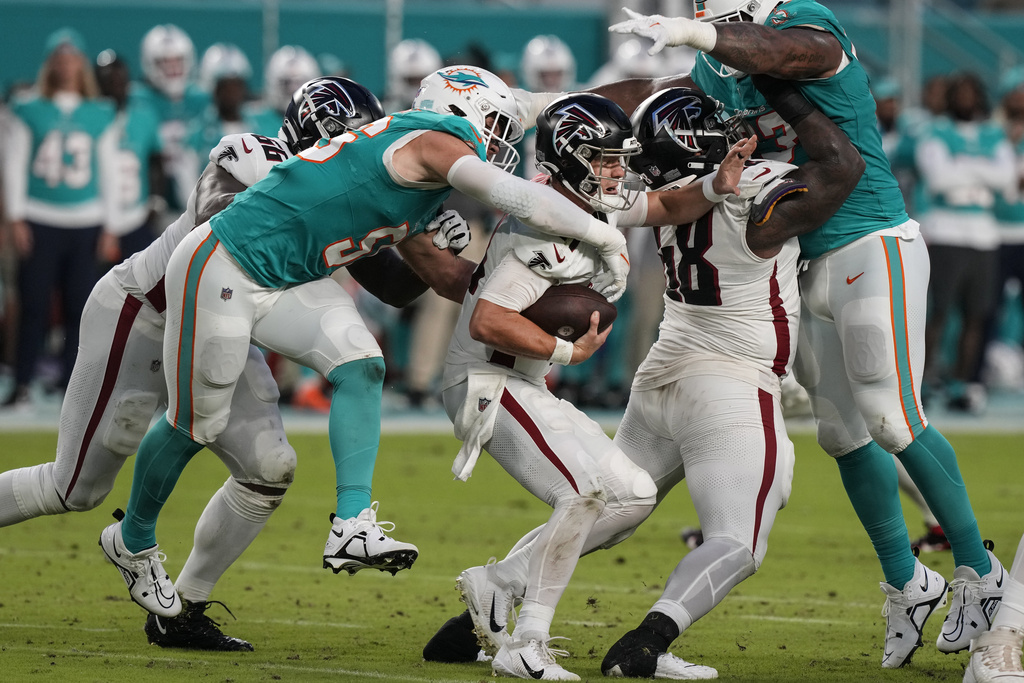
[1, 1, 1023, 101]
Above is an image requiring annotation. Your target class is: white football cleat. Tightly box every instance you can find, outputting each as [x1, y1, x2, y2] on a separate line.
[880, 559, 948, 668]
[963, 626, 1024, 683]
[457, 558, 521, 656]
[323, 501, 418, 575]
[98, 513, 180, 617]
[492, 638, 580, 681]
[604, 651, 719, 680]
[939, 547, 1006, 653]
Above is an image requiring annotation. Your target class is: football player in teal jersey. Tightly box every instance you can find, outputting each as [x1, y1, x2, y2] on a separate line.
[2, 28, 118, 407]
[131, 25, 210, 214]
[605, 0, 1007, 670]
[94, 49, 164, 259]
[100, 66, 655, 619]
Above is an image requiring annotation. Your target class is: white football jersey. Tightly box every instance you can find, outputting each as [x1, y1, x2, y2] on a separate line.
[443, 188, 615, 389]
[633, 160, 802, 391]
[110, 132, 291, 311]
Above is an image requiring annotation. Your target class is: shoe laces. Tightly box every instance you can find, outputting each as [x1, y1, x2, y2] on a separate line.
[949, 575, 980, 604]
[358, 501, 397, 533]
[975, 628, 1024, 671]
[544, 636, 572, 660]
[130, 548, 169, 580]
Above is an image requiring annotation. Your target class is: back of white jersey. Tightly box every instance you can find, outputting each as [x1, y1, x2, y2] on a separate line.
[111, 132, 291, 310]
[443, 200, 610, 389]
[633, 160, 801, 390]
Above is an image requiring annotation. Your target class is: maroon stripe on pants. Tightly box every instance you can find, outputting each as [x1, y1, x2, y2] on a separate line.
[751, 388, 779, 555]
[63, 293, 144, 502]
[499, 389, 580, 494]
[768, 261, 791, 376]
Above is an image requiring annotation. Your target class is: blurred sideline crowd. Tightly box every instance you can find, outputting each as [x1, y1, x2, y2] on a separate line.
[0, 23, 1022, 417]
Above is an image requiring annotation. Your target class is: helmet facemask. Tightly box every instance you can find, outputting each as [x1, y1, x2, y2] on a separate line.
[554, 143, 641, 213]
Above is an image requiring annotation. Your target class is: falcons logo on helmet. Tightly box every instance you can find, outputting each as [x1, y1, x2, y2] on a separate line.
[551, 103, 607, 156]
[648, 94, 705, 150]
[302, 81, 356, 125]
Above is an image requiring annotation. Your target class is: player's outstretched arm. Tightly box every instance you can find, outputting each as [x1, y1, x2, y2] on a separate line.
[746, 75, 864, 256]
[608, 8, 842, 79]
[396, 231, 477, 303]
[639, 136, 757, 228]
[194, 162, 247, 225]
[589, 75, 696, 122]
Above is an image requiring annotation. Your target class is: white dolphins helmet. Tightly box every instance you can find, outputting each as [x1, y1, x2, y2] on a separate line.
[198, 43, 252, 92]
[413, 65, 524, 172]
[141, 24, 195, 99]
[613, 39, 665, 79]
[264, 45, 321, 113]
[693, 0, 784, 25]
[520, 35, 577, 92]
[388, 39, 442, 107]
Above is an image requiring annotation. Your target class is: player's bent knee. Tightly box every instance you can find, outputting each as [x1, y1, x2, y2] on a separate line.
[603, 449, 658, 504]
[252, 438, 297, 488]
[198, 336, 249, 387]
[223, 477, 286, 523]
[702, 535, 759, 575]
[327, 356, 385, 391]
[101, 390, 161, 456]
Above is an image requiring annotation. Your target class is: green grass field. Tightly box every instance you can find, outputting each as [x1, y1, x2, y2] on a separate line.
[0, 430, 1020, 682]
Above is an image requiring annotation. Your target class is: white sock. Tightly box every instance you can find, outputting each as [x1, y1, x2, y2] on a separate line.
[992, 533, 1024, 631]
[175, 478, 282, 603]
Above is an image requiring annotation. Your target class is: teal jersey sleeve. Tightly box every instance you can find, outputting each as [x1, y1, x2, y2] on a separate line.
[129, 82, 209, 124]
[692, 0, 910, 259]
[13, 96, 117, 206]
[210, 109, 487, 287]
[244, 104, 285, 138]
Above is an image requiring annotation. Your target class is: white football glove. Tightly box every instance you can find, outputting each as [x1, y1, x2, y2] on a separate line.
[426, 209, 470, 255]
[596, 233, 630, 304]
[608, 8, 718, 55]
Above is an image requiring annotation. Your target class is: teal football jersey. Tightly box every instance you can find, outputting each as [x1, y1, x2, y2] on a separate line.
[129, 82, 209, 125]
[210, 109, 487, 287]
[692, 0, 909, 258]
[117, 99, 163, 216]
[12, 95, 117, 206]
[920, 117, 1008, 214]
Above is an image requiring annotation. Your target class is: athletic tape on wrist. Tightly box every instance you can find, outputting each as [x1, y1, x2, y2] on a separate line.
[549, 337, 574, 365]
[702, 174, 731, 203]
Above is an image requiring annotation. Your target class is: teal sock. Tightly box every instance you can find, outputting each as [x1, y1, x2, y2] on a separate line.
[896, 425, 990, 575]
[327, 358, 385, 519]
[122, 417, 203, 553]
[835, 442, 916, 589]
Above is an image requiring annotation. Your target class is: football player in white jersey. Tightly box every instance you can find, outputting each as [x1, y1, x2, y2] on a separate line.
[425, 77, 864, 680]
[437, 92, 755, 680]
[0, 77, 434, 650]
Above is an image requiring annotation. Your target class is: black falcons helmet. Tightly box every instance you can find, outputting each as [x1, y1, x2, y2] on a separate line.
[280, 76, 385, 154]
[629, 87, 747, 189]
[535, 93, 641, 212]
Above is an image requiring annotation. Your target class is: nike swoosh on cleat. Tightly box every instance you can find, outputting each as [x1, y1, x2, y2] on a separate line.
[155, 617, 168, 635]
[489, 594, 503, 634]
[996, 570, 1004, 588]
[919, 572, 929, 593]
[520, 654, 544, 679]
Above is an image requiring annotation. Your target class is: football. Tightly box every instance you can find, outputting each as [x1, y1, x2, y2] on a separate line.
[521, 284, 617, 343]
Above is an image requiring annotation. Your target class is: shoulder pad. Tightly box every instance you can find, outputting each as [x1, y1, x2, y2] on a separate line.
[751, 176, 809, 226]
[211, 133, 291, 187]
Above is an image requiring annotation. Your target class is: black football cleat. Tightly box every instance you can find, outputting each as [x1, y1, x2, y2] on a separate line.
[145, 599, 254, 652]
[422, 610, 486, 663]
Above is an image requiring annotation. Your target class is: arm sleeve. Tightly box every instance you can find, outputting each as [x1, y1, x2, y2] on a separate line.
[96, 122, 122, 234]
[614, 190, 649, 228]
[2, 115, 30, 221]
[446, 155, 624, 252]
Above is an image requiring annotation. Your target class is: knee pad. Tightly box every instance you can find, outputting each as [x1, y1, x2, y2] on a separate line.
[221, 477, 286, 524]
[601, 449, 658, 505]
[251, 436, 297, 488]
[101, 390, 161, 456]
[198, 335, 249, 387]
[13, 463, 69, 515]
